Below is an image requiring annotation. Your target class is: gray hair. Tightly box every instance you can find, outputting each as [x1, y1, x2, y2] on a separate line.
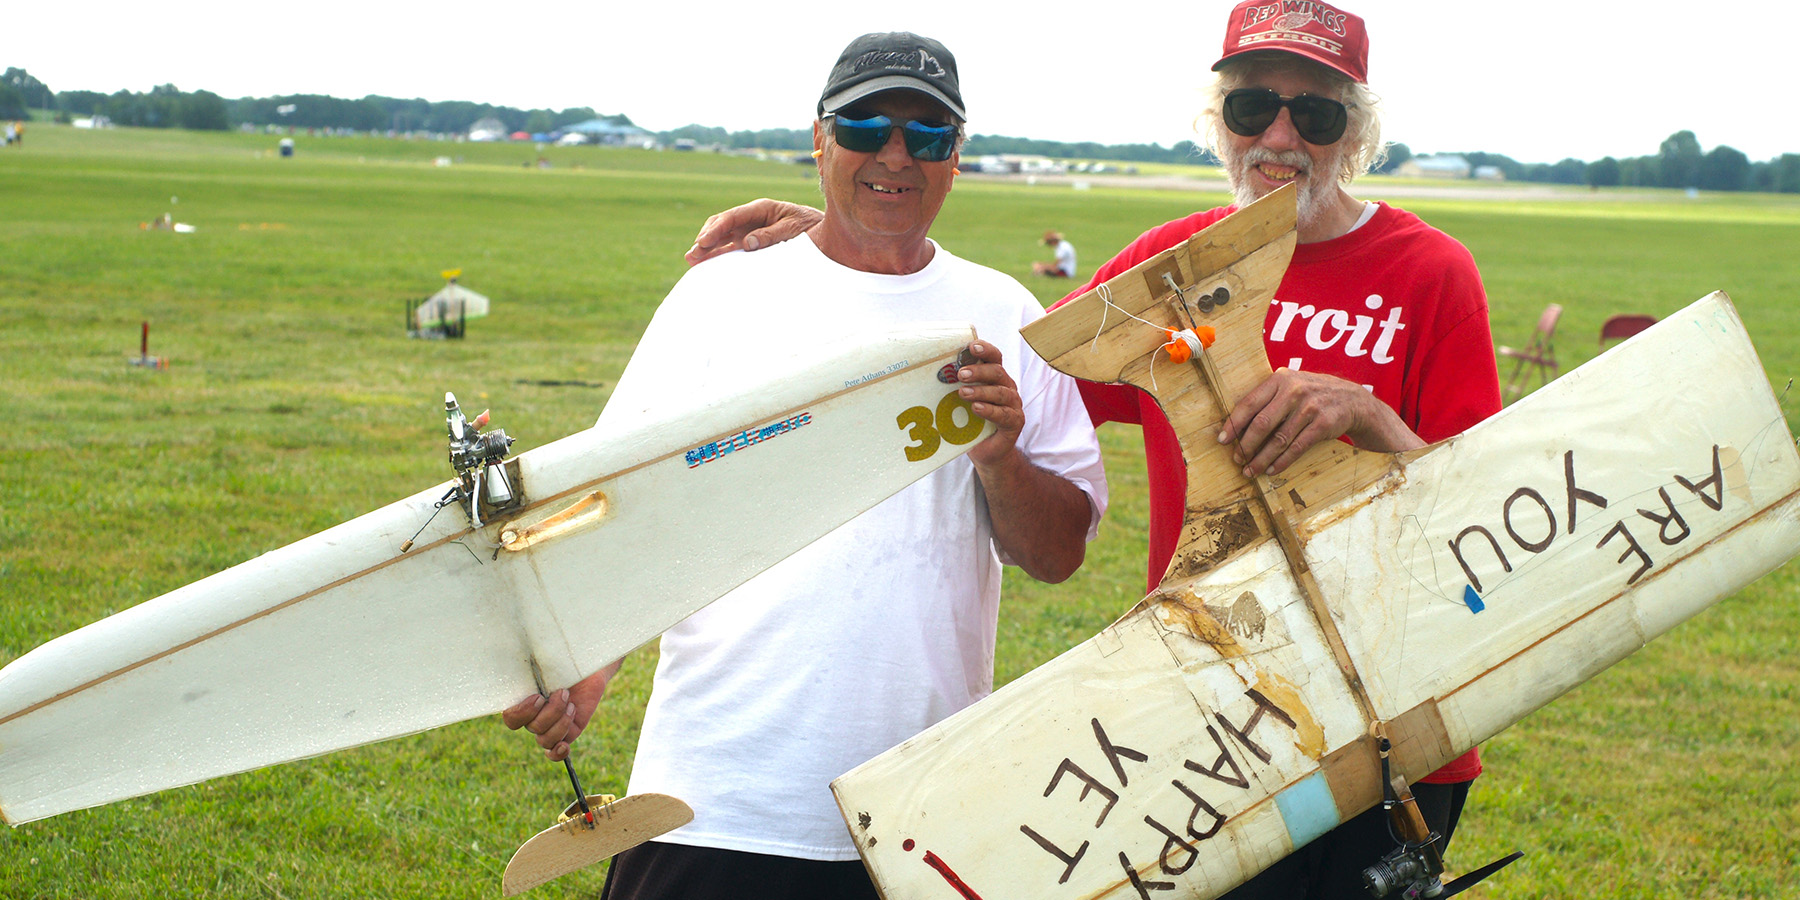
[1195, 52, 1386, 183]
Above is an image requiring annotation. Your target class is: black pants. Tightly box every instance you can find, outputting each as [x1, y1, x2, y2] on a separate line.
[601, 841, 878, 900]
[1222, 780, 1472, 900]
[601, 783, 1469, 900]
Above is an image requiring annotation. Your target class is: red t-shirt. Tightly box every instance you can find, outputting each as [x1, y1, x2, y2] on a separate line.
[1059, 202, 1501, 783]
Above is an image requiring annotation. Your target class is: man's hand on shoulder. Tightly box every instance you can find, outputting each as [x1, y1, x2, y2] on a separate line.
[1219, 368, 1425, 477]
[685, 199, 824, 266]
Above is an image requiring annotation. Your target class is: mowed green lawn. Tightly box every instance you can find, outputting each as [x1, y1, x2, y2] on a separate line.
[0, 126, 1796, 899]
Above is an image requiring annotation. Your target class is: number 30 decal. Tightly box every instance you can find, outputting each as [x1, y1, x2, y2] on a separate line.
[898, 390, 987, 462]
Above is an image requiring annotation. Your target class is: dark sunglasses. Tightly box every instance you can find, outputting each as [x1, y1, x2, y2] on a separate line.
[1222, 89, 1348, 145]
[825, 113, 959, 162]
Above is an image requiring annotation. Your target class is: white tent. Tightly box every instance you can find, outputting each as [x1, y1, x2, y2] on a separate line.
[467, 117, 507, 142]
[414, 282, 490, 325]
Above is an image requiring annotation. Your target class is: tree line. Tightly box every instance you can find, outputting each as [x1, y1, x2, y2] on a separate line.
[6, 68, 1795, 193]
[3, 69, 627, 136]
[1380, 133, 1800, 194]
[657, 122, 1216, 166]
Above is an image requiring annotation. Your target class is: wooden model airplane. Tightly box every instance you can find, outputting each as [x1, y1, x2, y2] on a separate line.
[0, 326, 995, 893]
[832, 185, 1800, 899]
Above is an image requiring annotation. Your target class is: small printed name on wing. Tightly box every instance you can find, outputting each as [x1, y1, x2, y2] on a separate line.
[844, 360, 911, 388]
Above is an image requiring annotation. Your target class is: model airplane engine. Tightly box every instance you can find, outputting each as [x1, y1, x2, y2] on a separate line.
[444, 391, 518, 523]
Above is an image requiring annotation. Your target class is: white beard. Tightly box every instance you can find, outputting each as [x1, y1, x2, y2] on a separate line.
[1222, 144, 1345, 231]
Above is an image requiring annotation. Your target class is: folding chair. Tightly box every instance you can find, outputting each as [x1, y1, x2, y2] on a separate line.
[1498, 304, 1561, 400]
[1598, 313, 1657, 347]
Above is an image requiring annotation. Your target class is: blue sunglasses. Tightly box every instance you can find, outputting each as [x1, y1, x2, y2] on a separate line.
[825, 113, 959, 161]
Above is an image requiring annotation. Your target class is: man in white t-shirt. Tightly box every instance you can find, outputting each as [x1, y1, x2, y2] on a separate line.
[504, 31, 1106, 900]
[1032, 229, 1078, 277]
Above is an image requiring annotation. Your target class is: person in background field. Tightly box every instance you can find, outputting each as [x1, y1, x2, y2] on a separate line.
[1032, 229, 1077, 277]
[680, 3, 1502, 897]
[505, 31, 1107, 900]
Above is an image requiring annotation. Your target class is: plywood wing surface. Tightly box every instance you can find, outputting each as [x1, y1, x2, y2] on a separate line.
[831, 189, 1800, 900]
[0, 325, 994, 825]
[501, 793, 693, 896]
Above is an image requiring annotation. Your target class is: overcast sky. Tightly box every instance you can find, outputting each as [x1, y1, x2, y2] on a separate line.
[14, 0, 1787, 165]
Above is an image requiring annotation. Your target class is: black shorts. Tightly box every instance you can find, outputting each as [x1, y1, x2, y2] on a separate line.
[602, 783, 1469, 900]
[601, 841, 878, 900]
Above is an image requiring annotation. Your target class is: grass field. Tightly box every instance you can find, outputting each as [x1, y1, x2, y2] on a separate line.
[1, 126, 1796, 899]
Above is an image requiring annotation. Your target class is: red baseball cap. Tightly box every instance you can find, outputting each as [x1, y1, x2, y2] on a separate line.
[1212, 1, 1369, 84]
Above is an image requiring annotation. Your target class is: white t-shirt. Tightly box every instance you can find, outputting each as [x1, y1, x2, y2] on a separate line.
[596, 234, 1107, 860]
[1054, 239, 1077, 277]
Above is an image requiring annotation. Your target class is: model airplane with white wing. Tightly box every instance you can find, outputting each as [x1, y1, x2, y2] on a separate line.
[832, 185, 1800, 900]
[0, 325, 995, 893]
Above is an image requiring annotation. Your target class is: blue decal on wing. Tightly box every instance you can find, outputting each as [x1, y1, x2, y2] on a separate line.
[1462, 584, 1485, 613]
[1274, 771, 1339, 850]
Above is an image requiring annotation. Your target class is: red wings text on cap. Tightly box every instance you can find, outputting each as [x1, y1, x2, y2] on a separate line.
[1213, 0, 1370, 84]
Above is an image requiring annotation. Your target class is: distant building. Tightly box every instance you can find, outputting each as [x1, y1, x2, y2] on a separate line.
[1473, 165, 1506, 181]
[563, 119, 658, 149]
[1396, 154, 1471, 179]
[970, 154, 1063, 175]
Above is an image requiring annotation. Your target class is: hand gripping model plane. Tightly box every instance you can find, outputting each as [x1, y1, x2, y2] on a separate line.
[0, 326, 995, 894]
[830, 185, 1800, 899]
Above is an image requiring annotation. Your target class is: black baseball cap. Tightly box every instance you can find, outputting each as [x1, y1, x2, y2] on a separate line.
[817, 32, 965, 121]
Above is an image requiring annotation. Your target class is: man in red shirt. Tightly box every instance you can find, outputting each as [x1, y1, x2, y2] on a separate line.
[685, 3, 1501, 894]
[1059, 5, 1499, 894]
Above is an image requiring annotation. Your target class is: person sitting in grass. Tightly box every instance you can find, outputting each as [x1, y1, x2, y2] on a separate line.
[1032, 229, 1077, 277]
